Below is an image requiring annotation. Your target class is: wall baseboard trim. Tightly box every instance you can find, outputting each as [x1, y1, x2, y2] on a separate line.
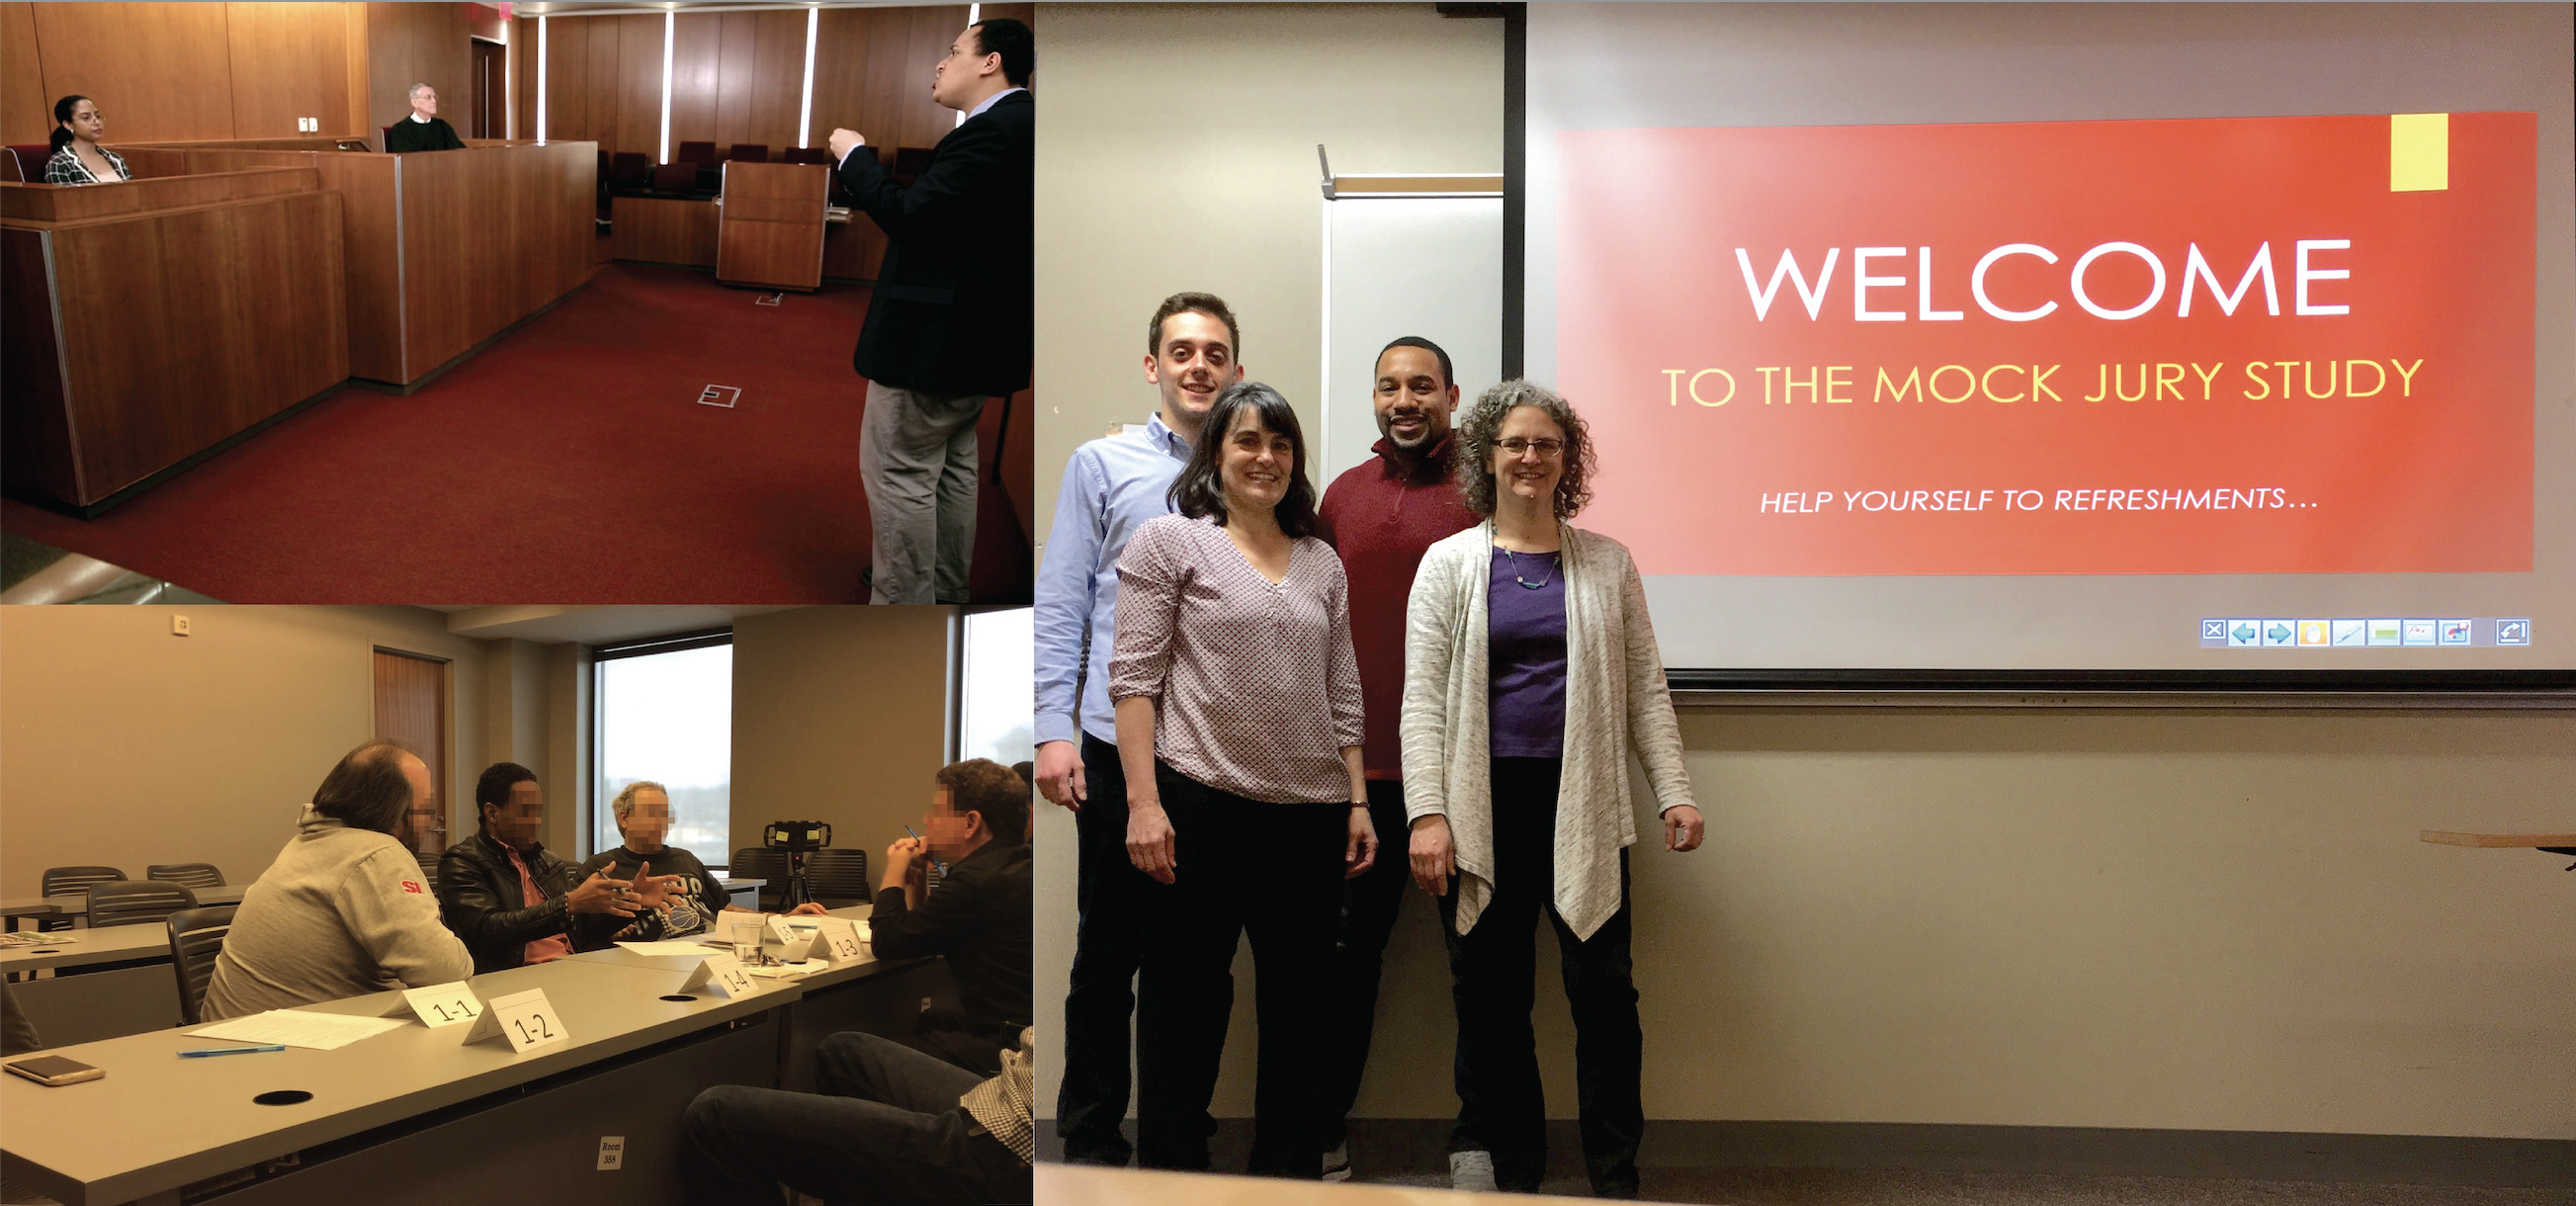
[1035, 1120, 2575, 1188]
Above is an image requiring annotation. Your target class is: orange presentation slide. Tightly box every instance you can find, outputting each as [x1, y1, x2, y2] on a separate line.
[1557, 113, 2535, 576]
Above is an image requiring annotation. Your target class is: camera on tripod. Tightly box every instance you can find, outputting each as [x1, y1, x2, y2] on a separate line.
[762, 820, 832, 908]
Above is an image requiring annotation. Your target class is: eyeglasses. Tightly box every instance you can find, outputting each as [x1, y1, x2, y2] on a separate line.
[1495, 437, 1565, 459]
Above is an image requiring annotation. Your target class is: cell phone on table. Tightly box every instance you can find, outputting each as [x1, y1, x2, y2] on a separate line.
[6, 1055, 105, 1086]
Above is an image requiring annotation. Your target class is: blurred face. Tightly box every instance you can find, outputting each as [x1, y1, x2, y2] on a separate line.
[63, 100, 104, 144]
[398, 754, 436, 835]
[410, 87, 438, 119]
[1144, 310, 1241, 429]
[483, 778, 544, 851]
[1373, 345, 1457, 451]
[929, 27, 997, 110]
[1219, 404, 1295, 516]
[619, 789, 671, 852]
[1491, 405, 1566, 511]
[923, 787, 980, 860]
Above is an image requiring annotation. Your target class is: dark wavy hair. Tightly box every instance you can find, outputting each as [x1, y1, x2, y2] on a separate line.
[311, 738, 421, 834]
[1146, 291, 1239, 360]
[1454, 379, 1595, 520]
[936, 758, 1030, 846]
[970, 17, 1033, 88]
[50, 95, 90, 154]
[1166, 381, 1318, 538]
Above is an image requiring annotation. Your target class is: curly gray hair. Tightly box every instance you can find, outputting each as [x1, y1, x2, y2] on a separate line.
[1453, 379, 1593, 520]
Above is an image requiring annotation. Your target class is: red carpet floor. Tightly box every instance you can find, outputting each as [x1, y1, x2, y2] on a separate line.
[2, 265, 1033, 603]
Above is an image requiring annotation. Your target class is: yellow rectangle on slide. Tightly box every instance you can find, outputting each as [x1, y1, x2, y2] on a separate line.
[2390, 113, 2447, 191]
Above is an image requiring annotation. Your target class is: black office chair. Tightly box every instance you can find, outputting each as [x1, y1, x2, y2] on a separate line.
[674, 139, 717, 166]
[804, 848, 871, 907]
[85, 881, 198, 929]
[414, 851, 442, 894]
[726, 142, 768, 164]
[38, 865, 126, 932]
[147, 863, 224, 890]
[651, 161, 698, 193]
[731, 848, 789, 910]
[165, 904, 237, 1026]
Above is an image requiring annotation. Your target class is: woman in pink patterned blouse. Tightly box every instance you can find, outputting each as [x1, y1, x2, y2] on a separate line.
[1106, 380, 1378, 1176]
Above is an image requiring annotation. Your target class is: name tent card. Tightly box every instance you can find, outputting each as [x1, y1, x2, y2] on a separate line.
[816, 917, 865, 961]
[461, 988, 568, 1053]
[395, 982, 481, 1028]
[679, 954, 760, 999]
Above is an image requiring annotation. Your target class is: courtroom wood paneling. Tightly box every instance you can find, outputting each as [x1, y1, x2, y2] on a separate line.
[1, 165, 320, 221]
[6, 182, 348, 504]
[393, 139, 591, 380]
[367, 0, 470, 144]
[669, 13, 721, 155]
[811, 6, 970, 163]
[33, 3, 239, 143]
[2, 3, 46, 148]
[687, 10, 807, 155]
[226, 2, 357, 139]
[615, 13, 661, 161]
[821, 218, 886, 282]
[717, 159, 825, 291]
[0, 224, 77, 501]
[612, 194, 718, 267]
[536, 13, 591, 145]
[586, 16, 621, 150]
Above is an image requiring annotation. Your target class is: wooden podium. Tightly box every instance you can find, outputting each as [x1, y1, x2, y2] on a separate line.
[717, 161, 828, 292]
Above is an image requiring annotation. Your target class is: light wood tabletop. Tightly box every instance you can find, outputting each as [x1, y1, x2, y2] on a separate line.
[2419, 831, 2576, 847]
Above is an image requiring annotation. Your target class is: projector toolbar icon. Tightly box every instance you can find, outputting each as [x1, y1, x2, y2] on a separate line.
[2297, 621, 2329, 646]
[2440, 619, 2472, 646]
[2228, 621, 2260, 647]
[2497, 619, 2531, 646]
[2331, 620, 2364, 646]
[2202, 620, 2227, 642]
[2263, 621, 2296, 647]
[2368, 619, 2403, 646]
[2403, 620, 2438, 646]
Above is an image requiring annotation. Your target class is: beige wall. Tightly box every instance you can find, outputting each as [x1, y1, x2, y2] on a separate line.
[730, 607, 955, 873]
[0, 606, 494, 896]
[1037, 706, 2576, 1139]
[1031, 3, 1505, 543]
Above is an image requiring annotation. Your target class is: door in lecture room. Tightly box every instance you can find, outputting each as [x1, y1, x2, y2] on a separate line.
[472, 40, 505, 138]
[374, 649, 450, 856]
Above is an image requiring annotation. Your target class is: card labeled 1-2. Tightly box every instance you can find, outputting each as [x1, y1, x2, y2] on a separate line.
[679, 954, 760, 999]
[461, 988, 568, 1053]
[399, 982, 481, 1029]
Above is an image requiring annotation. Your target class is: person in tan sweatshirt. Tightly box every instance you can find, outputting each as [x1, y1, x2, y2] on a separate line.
[200, 739, 473, 1021]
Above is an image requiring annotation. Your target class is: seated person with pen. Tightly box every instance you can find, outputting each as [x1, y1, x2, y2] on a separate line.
[201, 739, 473, 1021]
[574, 780, 733, 947]
[438, 762, 677, 972]
[861, 759, 1034, 1077]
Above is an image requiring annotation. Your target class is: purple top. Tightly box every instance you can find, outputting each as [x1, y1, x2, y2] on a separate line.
[1488, 546, 1568, 759]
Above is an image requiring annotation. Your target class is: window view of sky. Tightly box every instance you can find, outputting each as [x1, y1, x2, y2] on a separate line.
[596, 643, 732, 859]
[963, 608, 1034, 772]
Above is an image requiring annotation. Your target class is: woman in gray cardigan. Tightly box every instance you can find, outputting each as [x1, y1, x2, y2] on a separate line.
[1399, 380, 1703, 1198]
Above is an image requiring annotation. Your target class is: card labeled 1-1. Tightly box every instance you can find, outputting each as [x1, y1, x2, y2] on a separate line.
[397, 981, 481, 1028]
[678, 954, 760, 999]
[816, 917, 865, 961]
[461, 988, 568, 1053]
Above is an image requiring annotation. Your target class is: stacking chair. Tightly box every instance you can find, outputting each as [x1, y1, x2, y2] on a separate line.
[166, 905, 237, 1026]
[725, 143, 768, 163]
[147, 863, 224, 890]
[610, 150, 650, 190]
[673, 140, 717, 167]
[38, 865, 125, 931]
[730, 848, 789, 910]
[651, 161, 698, 193]
[85, 881, 198, 929]
[804, 848, 872, 907]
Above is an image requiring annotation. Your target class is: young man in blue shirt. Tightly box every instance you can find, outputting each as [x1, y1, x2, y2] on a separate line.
[1033, 292, 1244, 1164]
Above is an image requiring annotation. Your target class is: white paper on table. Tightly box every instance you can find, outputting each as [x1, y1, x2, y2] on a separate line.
[746, 958, 831, 980]
[617, 939, 730, 956]
[190, 1010, 409, 1051]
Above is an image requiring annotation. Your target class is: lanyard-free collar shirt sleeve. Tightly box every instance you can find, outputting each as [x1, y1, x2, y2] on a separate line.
[1400, 522, 1698, 940]
[1034, 414, 1192, 747]
[1107, 514, 1365, 804]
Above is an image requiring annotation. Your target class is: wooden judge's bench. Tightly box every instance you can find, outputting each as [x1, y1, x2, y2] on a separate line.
[1, 137, 595, 512]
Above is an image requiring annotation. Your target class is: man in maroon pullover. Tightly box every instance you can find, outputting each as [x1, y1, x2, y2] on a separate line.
[1311, 336, 1481, 1179]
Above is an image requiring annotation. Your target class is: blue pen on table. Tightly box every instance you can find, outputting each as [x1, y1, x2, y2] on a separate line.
[178, 1045, 287, 1058]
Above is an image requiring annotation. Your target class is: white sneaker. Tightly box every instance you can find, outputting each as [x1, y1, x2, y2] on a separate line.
[1449, 1149, 1499, 1193]
[1321, 1141, 1351, 1182]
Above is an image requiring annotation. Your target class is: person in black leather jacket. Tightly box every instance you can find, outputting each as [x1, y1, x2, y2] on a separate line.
[438, 762, 670, 974]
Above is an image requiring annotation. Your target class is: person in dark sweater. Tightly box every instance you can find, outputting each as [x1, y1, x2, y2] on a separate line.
[575, 780, 732, 948]
[869, 758, 1033, 1077]
[1311, 335, 1482, 1179]
[385, 82, 467, 152]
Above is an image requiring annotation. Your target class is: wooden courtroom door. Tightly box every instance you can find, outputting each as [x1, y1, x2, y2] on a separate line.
[373, 648, 450, 855]
[471, 40, 504, 138]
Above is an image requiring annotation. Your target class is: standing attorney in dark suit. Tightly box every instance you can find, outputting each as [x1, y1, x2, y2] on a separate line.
[385, 83, 468, 153]
[825, 17, 1033, 605]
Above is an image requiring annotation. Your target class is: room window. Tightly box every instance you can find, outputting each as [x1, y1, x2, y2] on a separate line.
[594, 631, 732, 862]
[955, 607, 1033, 771]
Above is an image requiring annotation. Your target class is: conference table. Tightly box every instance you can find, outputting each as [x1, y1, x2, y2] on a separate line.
[2, 879, 761, 928]
[0, 904, 950, 1206]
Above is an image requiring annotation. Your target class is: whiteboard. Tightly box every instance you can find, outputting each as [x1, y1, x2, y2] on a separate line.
[1320, 196, 1503, 482]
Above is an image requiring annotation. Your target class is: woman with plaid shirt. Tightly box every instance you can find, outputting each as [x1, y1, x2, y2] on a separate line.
[43, 95, 129, 185]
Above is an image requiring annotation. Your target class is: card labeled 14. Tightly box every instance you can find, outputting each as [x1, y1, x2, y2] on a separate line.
[461, 988, 568, 1053]
[679, 954, 761, 999]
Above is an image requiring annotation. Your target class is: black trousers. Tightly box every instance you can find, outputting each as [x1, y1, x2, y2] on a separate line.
[1055, 733, 1165, 1163]
[1437, 757, 1644, 1197]
[1135, 764, 1345, 1177]
[1317, 778, 1414, 1152]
